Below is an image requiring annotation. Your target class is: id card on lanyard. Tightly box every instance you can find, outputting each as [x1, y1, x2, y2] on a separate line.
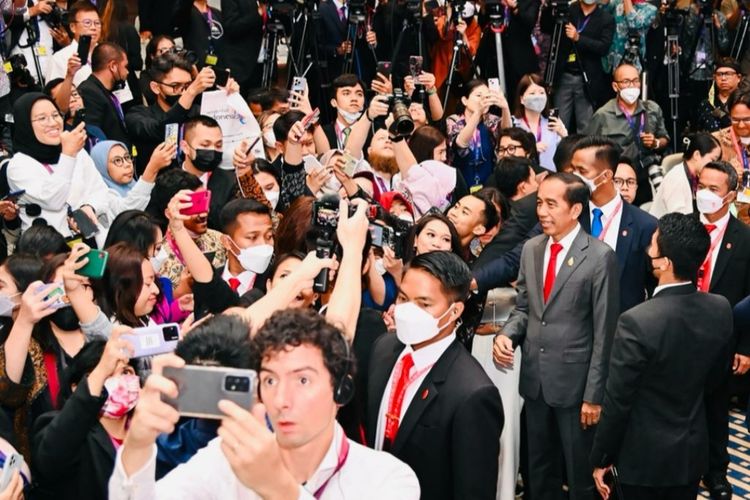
[730, 128, 750, 203]
[205, 9, 218, 66]
[619, 103, 646, 146]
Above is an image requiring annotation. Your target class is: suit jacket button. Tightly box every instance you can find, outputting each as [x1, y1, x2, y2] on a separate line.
[542, 321, 547, 326]
[540, 348, 545, 352]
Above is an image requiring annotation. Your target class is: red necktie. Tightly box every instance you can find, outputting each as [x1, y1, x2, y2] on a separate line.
[543, 243, 564, 303]
[698, 224, 717, 292]
[383, 353, 414, 451]
[228, 277, 241, 292]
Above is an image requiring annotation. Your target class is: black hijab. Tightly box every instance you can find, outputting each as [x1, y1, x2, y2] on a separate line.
[12, 92, 63, 165]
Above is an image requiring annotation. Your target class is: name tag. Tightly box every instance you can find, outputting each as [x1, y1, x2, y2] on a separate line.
[567, 52, 576, 63]
[34, 45, 48, 56]
[3, 62, 12, 74]
[205, 54, 218, 66]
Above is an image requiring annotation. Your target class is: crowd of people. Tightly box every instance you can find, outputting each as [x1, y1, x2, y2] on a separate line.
[0, 0, 746, 499]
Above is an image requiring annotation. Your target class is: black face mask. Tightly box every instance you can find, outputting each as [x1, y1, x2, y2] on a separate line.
[111, 67, 126, 91]
[164, 94, 181, 106]
[192, 148, 222, 172]
[50, 306, 80, 331]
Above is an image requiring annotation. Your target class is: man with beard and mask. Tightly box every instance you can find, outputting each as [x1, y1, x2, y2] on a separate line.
[570, 135, 657, 313]
[493, 172, 619, 500]
[590, 213, 733, 500]
[77, 42, 131, 147]
[584, 63, 670, 205]
[690, 160, 750, 499]
[32, 330, 141, 500]
[179, 116, 241, 231]
[366, 250, 503, 500]
[126, 53, 217, 175]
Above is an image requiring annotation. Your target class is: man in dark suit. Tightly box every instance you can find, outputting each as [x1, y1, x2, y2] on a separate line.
[693, 160, 750, 499]
[178, 116, 238, 231]
[494, 172, 619, 500]
[591, 213, 733, 500]
[367, 251, 503, 500]
[571, 135, 657, 313]
[318, 0, 378, 83]
[78, 42, 131, 146]
[220, 0, 264, 96]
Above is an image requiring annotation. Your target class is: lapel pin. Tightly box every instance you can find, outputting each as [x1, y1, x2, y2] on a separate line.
[727, 243, 732, 250]
[622, 229, 628, 237]
[421, 389, 429, 400]
[567, 257, 574, 267]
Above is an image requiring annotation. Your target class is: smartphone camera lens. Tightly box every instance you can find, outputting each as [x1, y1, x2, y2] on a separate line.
[164, 326, 179, 341]
[224, 376, 250, 392]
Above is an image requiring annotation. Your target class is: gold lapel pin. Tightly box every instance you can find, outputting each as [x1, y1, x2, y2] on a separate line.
[567, 257, 574, 266]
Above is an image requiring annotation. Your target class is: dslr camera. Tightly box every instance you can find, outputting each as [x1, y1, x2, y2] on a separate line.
[168, 47, 199, 66]
[41, 1, 68, 28]
[549, 0, 570, 22]
[384, 89, 415, 138]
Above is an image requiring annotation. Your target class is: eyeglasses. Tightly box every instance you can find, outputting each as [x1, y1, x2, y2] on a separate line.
[157, 80, 192, 93]
[715, 71, 738, 78]
[75, 20, 101, 28]
[31, 112, 63, 124]
[497, 144, 523, 155]
[111, 154, 133, 167]
[615, 78, 641, 88]
[614, 177, 637, 187]
[731, 116, 750, 125]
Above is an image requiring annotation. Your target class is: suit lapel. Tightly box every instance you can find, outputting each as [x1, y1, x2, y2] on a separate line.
[533, 235, 547, 309]
[710, 216, 737, 290]
[366, 336, 404, 446]
[390, 341, 461, 455]
[545, 229, 589, 308]
[615, 203, 635, 279]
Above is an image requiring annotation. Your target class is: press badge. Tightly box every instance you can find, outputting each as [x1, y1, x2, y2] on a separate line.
[205, 53, 218, 66]
[567, 52, 576, 63]
[3, 62, 11, 74]
[34, 45, 47, 56]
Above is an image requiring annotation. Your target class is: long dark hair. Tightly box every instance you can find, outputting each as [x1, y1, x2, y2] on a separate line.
[100, 0, 128, 46]
[94, 243, 154, 326]
[32, 254, 73, 352]
[402, 213, 463, 263]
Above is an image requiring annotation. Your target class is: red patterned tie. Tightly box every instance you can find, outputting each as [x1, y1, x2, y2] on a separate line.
[383, 353, 414, 451]
[543, 243, 564, 303]
[698, 224, 717, 292]
[228, 277, 241, 292]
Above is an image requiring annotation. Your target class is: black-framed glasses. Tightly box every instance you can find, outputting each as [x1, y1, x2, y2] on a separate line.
[614, 177, 637, 187]
[615, 78, 641, 88]
[497, 144, 523, 155]
[157, 80, 192, 93]
[715, 71, 738, 78]
[74, 20, 101, 28]
[111, 154, 133, 167]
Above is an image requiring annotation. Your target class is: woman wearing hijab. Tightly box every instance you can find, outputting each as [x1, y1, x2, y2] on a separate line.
[90, 140, 175, 229]
[6, 93, 109, 241]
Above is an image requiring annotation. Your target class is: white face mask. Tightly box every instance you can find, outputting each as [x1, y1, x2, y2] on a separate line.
[398, 212, 414, 223]
[230, 241, 274, 274]
[150, 247, 168, 273]
[264, 189, 280, 210]
[374, 258, 386, 276]
[394, 301, 455, 345]
[696, 188, 726, 214]
[619, 87, 640, 105]
[339, 109, 362, 124]
[523, 95, 547, 113]
[740, 136, 750, 145]
[0, 293, 18, 317]
[263, 130, 277, 148]
[582, 0, 597, 5]
[574, 171, 598, 193]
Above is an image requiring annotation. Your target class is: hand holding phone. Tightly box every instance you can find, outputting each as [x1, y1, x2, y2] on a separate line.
[121, 323, 181, 358]
[162, 365, 257, 419]
[214, 68, 230, 88]
[75, 249, 109, 279]
[68, 207, 99, 239]
[77, 35, 92, 66]
[0, 453, 23, 492]
[179, 190, 211, 216]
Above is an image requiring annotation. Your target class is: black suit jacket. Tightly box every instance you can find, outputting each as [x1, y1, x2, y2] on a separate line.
[474, 193, 538, 271]
[580, 199, 657, 313]
[317, 0, 378, 82]
[77, 75, 130, 146]
[31, 378, 115, 500]
[590, 284, 733, 486]
[220, 0, 264, 85]
[367, 334, 503, 500]
[707, 214, 750, 354]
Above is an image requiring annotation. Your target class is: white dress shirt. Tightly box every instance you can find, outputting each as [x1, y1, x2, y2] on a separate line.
[221, 265, 255, 296]
[699, 210, 731, 279]
[109, 422, 420, 500]
[589, 194, 623, 251]
[47, 41, 92, 87]
[543, 223, 581, 279]
[375, 331, 456, 450]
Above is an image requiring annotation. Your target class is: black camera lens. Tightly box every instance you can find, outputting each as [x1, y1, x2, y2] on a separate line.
[163, 325, 180, 341]
[224, 375, 250, 392]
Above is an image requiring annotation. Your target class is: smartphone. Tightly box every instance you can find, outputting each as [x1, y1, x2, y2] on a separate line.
[121, 323, 180, 358]
[0, 453, 23, 492]
[1, 189, 24, 201]
[72, 108, 86, 128]
[488, 78, 500, 93]
[301, 108, 320, 131]
[36, 282, 68, 310]
[376, 61, 392, 79]
[179, 190, 212, 216]
[77, 35, 92, 66]
[162, 365, 257, 419]
[75, 249, 109, 279]
[291, 76, 307, 93]
[165, 123, 179, 147]
[69, 208, 99, 239]
[409, 56, 423, 79]
[341, 151, 358, 177]
[245, 136, 261, 156]
[214, 68, 230, 88]
[548, 108, 559, 129]
[312, 199, 339, 230]
[369, 222, 384, 247]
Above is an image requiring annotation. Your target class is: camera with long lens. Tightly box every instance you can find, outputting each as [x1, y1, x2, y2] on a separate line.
[622, 28, 641, 65]
[697, 0, 713, 17]
[485, 0, 505, 27]
[8, 54, 36, 89]
[41, 2, 68, 28]
[384, 89, 415, 138]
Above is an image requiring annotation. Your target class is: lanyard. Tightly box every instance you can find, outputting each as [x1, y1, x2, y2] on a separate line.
[166, 230, 186, 266]
[596, 198, 623, 242]
[334, 121, 350, 150]
[205, 8, 215, 54]
[43, 351, 60, 410]
[618, 103, 645, 135]
[577, 13, 592, 33]
[109, 93, 125, 125]
[384, 359, 435, 437]
[312, 437, 350, 499]
[41, 163, 53, 174]
[730, 127, 749, 171]
[522, 116, 542, 142]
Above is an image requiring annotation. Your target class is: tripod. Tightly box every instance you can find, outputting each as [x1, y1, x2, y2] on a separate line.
[442, 14, 478, 113]
[342, 10, 377, 77]
[732, 6, 750, 60]
[18, 21, 44, 86]
[260, 17, 286, 88]
[665, 29, 680, 151]
[486, 3, 508, 94]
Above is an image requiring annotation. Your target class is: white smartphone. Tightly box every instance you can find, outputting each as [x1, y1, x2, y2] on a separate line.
[291, 76, 307, 93]
[120, 323, 180, 358]
[0, 453, 22, 492]
[488, 78, 500, 93]
[165, 123, 179, 147]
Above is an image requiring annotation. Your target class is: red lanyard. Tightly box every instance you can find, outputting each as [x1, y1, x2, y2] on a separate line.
[730, 127, 749, 171]
[596, 198, 623, 242]
[41, 163, 53, 174]
[384, 358, 434, 439]
[312, 436, 350, 499]
[166, 231, 185, 266]
[43, 352, 60, 410]
[522, 115, 542, 142]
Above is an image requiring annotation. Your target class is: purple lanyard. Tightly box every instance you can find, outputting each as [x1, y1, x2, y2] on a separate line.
[205, 8, 215, 54]
[618, 103, 645, 135]
[312, 437, 350, 498]
[577, 14, 592, 33]
[109, 93, 125, 124]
